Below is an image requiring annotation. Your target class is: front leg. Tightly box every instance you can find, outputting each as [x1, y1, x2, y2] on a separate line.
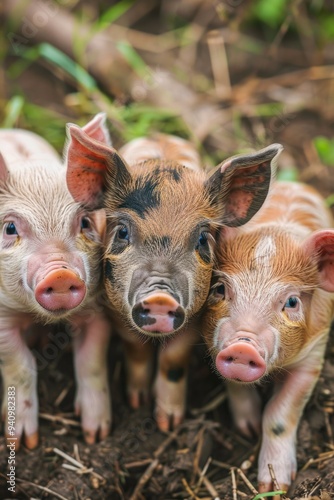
[72, 309, 112, 444]
[258, 343, 326, 494]
[155, 326, 199, 432]
[121, 333, 154, 409]
[226, 381, 262, 437]
[1, 326, 38, 449]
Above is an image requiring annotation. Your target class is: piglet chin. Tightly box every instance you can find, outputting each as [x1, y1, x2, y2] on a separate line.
[35, 268, 86, 313]
[215, 342, 266, 382]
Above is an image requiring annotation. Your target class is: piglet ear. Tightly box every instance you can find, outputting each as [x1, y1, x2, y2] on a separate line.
[0, 153, 9, 186]
[207, 143, 283, 227]
[65, 123, 131, 210]
[81, 112, 112, 146]
[303, 230, 334, 292]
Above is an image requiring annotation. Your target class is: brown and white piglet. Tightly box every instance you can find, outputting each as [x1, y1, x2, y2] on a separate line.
[65, 120, 282, 430]
[0, 114, 112, 448]
[202, 180, 334, 493]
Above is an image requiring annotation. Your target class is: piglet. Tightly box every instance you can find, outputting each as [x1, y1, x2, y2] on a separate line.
[202, 180, 334, 493]
[0, 113, 111, 448]
[64, 119, 282, 431]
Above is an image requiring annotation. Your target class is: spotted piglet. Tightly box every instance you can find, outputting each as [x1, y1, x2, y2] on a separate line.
[65, 118, 282, 430]
[202, 181, 334, 494]
[0, 114, 112, 448]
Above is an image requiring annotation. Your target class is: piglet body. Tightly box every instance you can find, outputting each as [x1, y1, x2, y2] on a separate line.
[65, 117, 282, 430]
[0, 115, 112, 448]
[203, 181, 334, 493]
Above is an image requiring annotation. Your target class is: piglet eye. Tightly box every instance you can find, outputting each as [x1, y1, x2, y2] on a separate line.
[284, 296, 298, 309]
[198, 232, 208, 246]
[80, 217, 91, 231]
[213, 283, 225, 300]
[117, 226, 129, 241]
[5, 222, 18, 236]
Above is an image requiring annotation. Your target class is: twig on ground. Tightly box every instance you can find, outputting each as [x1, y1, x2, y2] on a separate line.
[53, 447, 105, 482]
[182, 477, 201, 500]
[191, 391, 227, 416]
[15, 478, 69, 500]
[129, 425, 185, 500]
[231, 467, 238, 500]
[39, 412, 81, 427]
[268, 464, 281, 492]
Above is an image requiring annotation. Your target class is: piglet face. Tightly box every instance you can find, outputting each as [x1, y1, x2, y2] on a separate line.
[0, 169, 104, 320]
[103, 164, 215, 336]
[204, 228, 320, 383]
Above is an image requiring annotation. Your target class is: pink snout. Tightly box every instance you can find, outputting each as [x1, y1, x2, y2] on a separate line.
[132, 292, 185, 334]
[35, 268, 86, 312]
[215, 342, 266, 382]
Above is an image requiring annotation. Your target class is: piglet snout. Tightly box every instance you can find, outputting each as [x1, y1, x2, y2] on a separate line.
[132, 292, 185, 334]
[216, 341, 266, 382]
[35, 268, 86, 312]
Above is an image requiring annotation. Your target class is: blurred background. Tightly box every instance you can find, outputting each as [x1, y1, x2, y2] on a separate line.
[1, 0, 334, 193]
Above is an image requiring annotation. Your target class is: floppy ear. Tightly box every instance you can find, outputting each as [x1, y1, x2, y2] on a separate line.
[81, 112, 112, 146]
[302, 229, 334, 292]
[0, 153, 9, 187]
[206, 143, 283, 227]
[65, 123, 131, 210]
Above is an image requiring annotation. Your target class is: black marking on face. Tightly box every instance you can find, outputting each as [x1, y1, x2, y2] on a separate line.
[170, 168, 182, 182]
[167, 367, 185, 382]
[119, 178, 160, 218]
[271, 423, 285, 436]
[144, 235, 171, 250]
[132, 305, 157, 328]
[104, 259, 116, 285]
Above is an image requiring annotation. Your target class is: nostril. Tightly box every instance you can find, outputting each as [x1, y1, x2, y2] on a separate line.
[226, 356, 234, 363]
[45, 287, 53, 294]
[69, 285, 77, 292]
[168, 311, 176, 318]
[249, 361, 258, 367]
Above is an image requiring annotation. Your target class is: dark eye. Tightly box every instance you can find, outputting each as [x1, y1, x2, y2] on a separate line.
[5, 222, 18, 236]
[284, 296, 298, 309]
[216, 284, 225, 297]
[198, 232, 208, 246]
[80, 217, 91, 231]
[213, 283, 226, 299]
[117, 226, 129, 241]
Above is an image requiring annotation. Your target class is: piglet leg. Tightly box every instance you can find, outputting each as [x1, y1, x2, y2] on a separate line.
[72, 310, 112, 444]
[155, 328, 198, 431]
[122, 336, 154, 409]
[1, 328, 38, 449]
[258, 340, 327, 494]
[226, 382, 262, 437]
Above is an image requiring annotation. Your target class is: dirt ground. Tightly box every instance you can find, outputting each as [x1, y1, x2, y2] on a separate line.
[0, 1, 334, 499]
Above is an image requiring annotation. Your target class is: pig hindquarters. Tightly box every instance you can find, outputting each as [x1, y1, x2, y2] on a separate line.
[203, 181, 334, 493]
[0, 114, 111, 448]
[65, 120, 282, 430]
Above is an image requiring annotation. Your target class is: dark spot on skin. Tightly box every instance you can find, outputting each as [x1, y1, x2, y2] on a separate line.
[272, 423, 285, 436]
[167, 367, 185, 382]
[173, 307, 185, 330]
[104, 259, 116, 284]
[170, 169, 182, 182]
[119, 178, 160, 218]
[24, 400, 32, 408]
[144, 235, 171, 250]
[132, 305, 157, 328]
